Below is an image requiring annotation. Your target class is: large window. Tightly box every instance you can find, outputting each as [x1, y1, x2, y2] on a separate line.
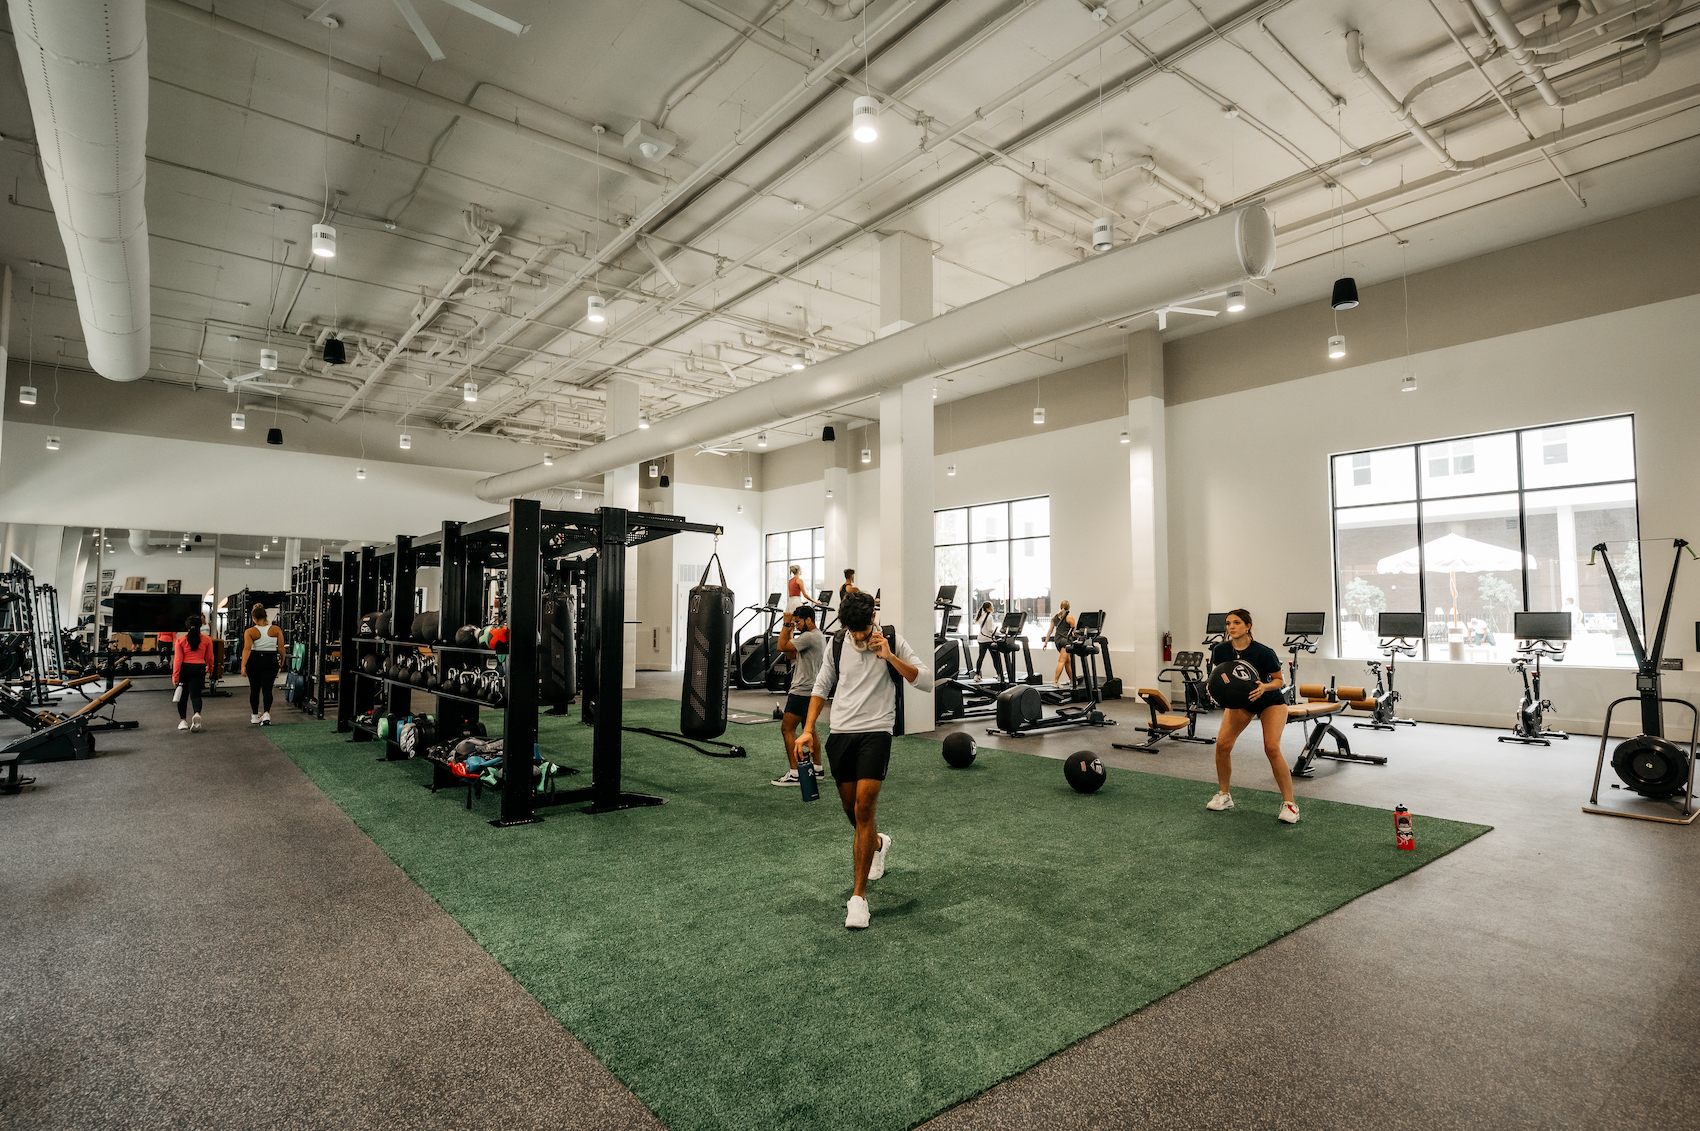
[1332, 416, 1639, 666]
[935, 497, 1050, 644]
[765, 527, 824, 604]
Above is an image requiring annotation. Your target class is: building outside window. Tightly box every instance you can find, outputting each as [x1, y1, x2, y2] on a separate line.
[935, 497, 1050, 645]
[764, 527, 824, 606]
[1332, 415, 1639, 667]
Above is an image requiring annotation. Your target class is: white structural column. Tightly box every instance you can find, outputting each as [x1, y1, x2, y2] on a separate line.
[605, 376, 640, 688]
[824, 429, 851, 595]
[1125, 330, 1169, 690]
[877, 231, 935, 731]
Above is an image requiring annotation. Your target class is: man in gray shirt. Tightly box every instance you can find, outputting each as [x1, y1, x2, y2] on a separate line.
[772, 606, 825, 785]
[797, 591, 925, 929]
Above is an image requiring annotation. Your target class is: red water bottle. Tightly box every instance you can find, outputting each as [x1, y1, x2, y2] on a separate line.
[1394, 804, 1415, 851]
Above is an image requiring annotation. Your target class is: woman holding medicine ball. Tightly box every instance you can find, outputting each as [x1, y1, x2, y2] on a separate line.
[1206, 609, 1299, 823]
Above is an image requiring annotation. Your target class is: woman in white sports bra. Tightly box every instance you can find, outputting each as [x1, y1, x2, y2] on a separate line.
[241, 602, 284, 725]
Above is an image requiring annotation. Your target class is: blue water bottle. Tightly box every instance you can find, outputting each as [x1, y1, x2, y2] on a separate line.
[798, 757, 820, 802]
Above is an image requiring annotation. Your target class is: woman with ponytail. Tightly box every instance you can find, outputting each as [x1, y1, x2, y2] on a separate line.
[241, 602, 285, 725]
[173, 614, 214, 731]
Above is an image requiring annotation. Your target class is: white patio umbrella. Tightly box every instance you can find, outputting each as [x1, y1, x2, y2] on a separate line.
[1377, 533, 1537, 633]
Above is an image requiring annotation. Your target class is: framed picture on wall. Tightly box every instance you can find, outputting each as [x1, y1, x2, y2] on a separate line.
[145, 583, 165, 594]
[101, 569, 115, 583]
[83, 581, 96, 596]
[124, 577, 145, 591]
[81, 597, 96, 614]
[100, 581, 112, 597]
[166, 580, 181, 594]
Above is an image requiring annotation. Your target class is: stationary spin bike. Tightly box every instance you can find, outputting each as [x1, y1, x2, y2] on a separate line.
[1498, 611, 1568, 746]
[1352, 611, 1420, 731]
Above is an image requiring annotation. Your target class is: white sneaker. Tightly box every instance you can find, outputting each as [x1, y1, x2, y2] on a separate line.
[814, 763, 826, 779]
[845, 895, 870, 929]
[190, 713, 202, 732]
[1278, 801, 1301, 824]
[1205, 791, 1234, 811]
[250, 713, 260, 725]
[868, 833, 891, 881]
[770, 769, 800, 786]
[177, 719, 189, 731]
[260, 713, 272, 726]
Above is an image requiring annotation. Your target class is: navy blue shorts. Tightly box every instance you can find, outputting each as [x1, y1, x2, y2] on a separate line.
[783, 693, 811, 719]
[1238, 691, 1288, 717]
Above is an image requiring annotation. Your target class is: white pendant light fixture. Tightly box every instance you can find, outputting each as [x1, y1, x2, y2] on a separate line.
[259, 348, 279, 371]
[946, 463, 957, 476]
[861, 448, 871, 464]
[463, 380, 478, 402]
[272, 536, 278, 543]
[45, 436, 60, 451]
[852, 95, 879, 143]
[736, 504, 743, 514]
[18, 386, 36, 405]
[1092, 216, 1113, 253]
[744, 475, 753, 489]
[356, 466, 367, 479]
[1327, 334, 1346, 360]
[648, 462, 659, 478]
[1119, 429, 1130, 444]
[1399, 373, 1418, 393]
[1225, 289, 1246, 312]
[789, 349, 807, 370]
[399, 433, 412, 450]
[311, 223, 336, 258]
[1033, 406, 1045, 425]
[574, 488, 583, 500]
[543, 453, 553, 466]
[231, 412, 245, 430]
[756, 431, 768, 447]
[638, 412, 651, 429]
[587, 295, 606, 323]
[826, 487, 834, 498]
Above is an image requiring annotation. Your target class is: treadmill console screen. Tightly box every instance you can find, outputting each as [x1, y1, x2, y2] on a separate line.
[1205, 613, 1227, 634]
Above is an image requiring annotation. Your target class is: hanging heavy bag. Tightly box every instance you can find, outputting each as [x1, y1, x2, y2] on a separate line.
[543, 592, 576, 706]
[681, 554, 735, 739]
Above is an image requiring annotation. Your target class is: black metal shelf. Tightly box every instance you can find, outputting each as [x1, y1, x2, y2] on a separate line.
[350, 669, 497, 708]
[352, 636, 499, 656]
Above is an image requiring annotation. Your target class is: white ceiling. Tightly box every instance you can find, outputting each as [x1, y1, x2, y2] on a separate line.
[2, 0, 1697, 459]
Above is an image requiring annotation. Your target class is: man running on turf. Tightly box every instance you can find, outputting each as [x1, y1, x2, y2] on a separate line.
[771, 606, 825, 785]
[798, 590, 924, 929]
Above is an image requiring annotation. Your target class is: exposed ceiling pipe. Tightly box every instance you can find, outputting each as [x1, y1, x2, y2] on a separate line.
[1524, 0, 1676, 49]
[791, 0, 870, 20]
[1346, 31, 1482, 172]
[473, 205, 1275, 502]
[8, 0, 152, 381]
[1469, 0, 1675, 107]
[148, 0, 668, 188]
[128, 530, 161, 556]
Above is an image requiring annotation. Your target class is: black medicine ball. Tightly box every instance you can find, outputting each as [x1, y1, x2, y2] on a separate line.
[1209, 659, 1262, 710]
[360, 654, 378, 675]
[455, 625, 479, 648]
[941, 732, 978, 768]
[1064, 751, 1107, 794]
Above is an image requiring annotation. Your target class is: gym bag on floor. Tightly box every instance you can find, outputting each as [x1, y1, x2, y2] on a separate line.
[681, 554, 734, 740]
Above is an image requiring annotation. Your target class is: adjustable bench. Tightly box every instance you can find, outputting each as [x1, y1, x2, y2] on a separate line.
[1113, 687, 1214, 753]
[0, 747, 33, 794]
[1288, 683, 1387, 777]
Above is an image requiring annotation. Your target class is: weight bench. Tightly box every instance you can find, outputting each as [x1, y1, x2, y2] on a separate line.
[1112, 688, 1213, 753]
[1334, 684, 1380, 724]
[4, 713, 96, 766]
[0, 748, 33, 794]
[67, 678, 138, 732]
[1288, 683, 1386, 778]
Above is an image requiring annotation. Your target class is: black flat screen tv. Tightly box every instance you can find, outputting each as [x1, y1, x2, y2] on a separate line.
[112, 592, 205, 636]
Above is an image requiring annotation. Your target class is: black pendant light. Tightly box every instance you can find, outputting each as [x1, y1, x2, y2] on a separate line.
[323, 335, 346, 365]
[822, 425, 836, 442]
[266, 428, 283, 445]
[658, 473, 670, 488]
[1331, 277, 1360, 310]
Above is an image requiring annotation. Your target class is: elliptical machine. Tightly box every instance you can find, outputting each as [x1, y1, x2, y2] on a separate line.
[1585, 538, 1699, 823]
[1498, 611, 1569, 746]
[1352, 611, 1420, 731]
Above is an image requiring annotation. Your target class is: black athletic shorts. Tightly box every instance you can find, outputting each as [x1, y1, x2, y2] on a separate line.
[783, 692, 811, 719]
[1240, 691, 1288, 717]
[826, 731, 892, 783]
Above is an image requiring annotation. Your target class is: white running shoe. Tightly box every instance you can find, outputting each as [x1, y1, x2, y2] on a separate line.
[770, 768, 800, 786]
[1278, 801, 1301, 824]
[190, 713, 202, 732]
[260, 713, 272, 726]
[1205, 791, 1235, 811]
[814, 763, 827, 779]
[250, 713, 260, 725]
[177, 719, 189, 731]
[868, 833, 891, 881]
[845, 895, 870, 929]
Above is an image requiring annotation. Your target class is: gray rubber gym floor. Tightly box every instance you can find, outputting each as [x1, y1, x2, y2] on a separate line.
[2, 674, 1695, 1130]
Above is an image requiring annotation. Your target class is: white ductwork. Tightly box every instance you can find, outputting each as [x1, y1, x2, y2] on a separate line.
[474, 205, 1275, 502]
[8, 0, 151, 381]
[1468, 0, 1676, 107]
[792, 0, 869, 19]
[1347, 31, 1481, 172]
[128, 529, 160, 556]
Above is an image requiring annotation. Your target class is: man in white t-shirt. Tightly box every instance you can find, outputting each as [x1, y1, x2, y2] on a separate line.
[798, 591, 925, 930]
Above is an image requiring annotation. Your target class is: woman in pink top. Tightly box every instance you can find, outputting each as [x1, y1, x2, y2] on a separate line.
[173, 614, 215, 732]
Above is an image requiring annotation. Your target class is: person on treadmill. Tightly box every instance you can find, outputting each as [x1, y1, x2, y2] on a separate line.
[1206, 608, 1299, 823]
[798, 591, 925, 930]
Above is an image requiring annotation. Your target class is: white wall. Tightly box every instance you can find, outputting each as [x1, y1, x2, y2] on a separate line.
[1166, 293, 1700, 735]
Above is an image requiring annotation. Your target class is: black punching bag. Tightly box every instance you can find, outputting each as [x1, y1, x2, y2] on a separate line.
[543, 592, 576, 708]
[682, 556, 734, 739]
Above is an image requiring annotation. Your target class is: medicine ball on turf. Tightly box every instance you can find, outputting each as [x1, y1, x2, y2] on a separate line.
[1209, 659, 1262, 710]
[1064, 751, 1107, 793]
[942, 732, 978, 768]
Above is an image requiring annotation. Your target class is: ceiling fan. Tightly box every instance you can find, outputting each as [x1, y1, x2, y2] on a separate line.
[695, 442, 745, 457]
[308, 0, 530, 63]
[196, 359, 295, 394]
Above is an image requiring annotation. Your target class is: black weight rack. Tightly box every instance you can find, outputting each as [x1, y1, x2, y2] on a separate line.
[288, 552, 343, 719]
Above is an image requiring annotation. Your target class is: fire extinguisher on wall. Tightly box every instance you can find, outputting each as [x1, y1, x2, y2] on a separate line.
[1162, 632, 1172, 662]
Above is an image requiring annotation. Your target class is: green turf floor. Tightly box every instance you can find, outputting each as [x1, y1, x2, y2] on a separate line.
[268, 702, 1490, 1131]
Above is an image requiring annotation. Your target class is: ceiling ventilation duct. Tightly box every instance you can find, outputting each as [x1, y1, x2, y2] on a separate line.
[476, 206, 1275, 503]
[128, 529, 160, 556]
[8, 0, 152, 381]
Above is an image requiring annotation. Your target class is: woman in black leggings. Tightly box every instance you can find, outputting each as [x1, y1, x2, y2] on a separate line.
[240, 601, 284, 725]
[173, 615, 214, 732]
